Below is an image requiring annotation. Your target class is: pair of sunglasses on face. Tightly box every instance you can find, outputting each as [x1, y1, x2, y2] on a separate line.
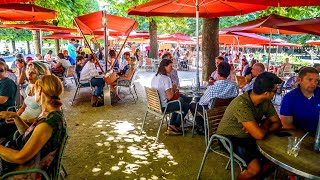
[0, 69, 4, 72]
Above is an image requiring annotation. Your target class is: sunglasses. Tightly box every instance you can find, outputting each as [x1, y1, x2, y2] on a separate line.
[0, 69, 4, 72]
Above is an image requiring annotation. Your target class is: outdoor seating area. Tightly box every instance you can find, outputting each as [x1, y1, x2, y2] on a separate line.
[1, 0, 320, 179]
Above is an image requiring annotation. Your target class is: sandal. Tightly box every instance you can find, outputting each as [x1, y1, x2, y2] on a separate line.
[168, 125, 182, 132]
[165, 129, 182, 136]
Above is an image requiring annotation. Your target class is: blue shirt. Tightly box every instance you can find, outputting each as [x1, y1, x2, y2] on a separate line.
[67, 43, 76, 60]
[67, 56, 75, 65]
[280, 86, 320, 133]
[199, 80, 239, 108]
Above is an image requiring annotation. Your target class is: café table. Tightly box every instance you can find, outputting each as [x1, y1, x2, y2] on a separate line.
[179, 86, 206, 103]
[257, 130, 320, 179]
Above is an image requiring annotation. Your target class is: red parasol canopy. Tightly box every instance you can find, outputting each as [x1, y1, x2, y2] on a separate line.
[158, 33, 193, 41]
[127, 31, 149, 39]
[223, 0, 320, 7]
[128, 0, 267, 18]
[222, 14, 305, 35]
[0, 4, 57, 21]
[219, 31, 278, 45]
[42, 32, 82, 40]
[0, 21, 77, 33]
[307, 40, 320, 46]
[74, 11, 138, 36]
[276, 17, 320, 36]
[260, 42, 302, 47]
[0, 0, 35, 4]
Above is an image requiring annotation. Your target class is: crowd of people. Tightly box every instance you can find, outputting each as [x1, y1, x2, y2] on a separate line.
[149, 50, 319, 179]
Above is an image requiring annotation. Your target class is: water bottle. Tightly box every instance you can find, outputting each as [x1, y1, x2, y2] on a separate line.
[314, 112, 320, 152]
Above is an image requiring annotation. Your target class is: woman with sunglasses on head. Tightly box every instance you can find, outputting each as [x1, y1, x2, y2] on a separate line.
[0, 75, 65, 178]
[151, 59, 190, 135]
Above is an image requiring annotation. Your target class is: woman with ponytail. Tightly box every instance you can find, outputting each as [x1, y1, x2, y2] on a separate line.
[0, 75, 66, 177]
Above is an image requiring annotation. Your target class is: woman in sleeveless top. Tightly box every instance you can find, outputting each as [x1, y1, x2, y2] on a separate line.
[0, 75, 65, 178]
[109, 50, 119, 72]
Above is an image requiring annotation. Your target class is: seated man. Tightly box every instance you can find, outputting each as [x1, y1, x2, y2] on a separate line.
[191, 62, 239, 134]
[75, 55, 85, 79]
[210, 56, 232, 83]
[0, 61, 17, 112]
[280, 67, 320, 133]
[242, 62, 265, 93]
[217, 72, 282, 179]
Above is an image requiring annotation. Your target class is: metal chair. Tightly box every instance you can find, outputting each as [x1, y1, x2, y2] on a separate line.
[141, 87, 185, 143]
[117, 69, 138, 103]
[71, 72, 94, 105]
[1, 130, 69, 180]
[197, 134, 247, 180]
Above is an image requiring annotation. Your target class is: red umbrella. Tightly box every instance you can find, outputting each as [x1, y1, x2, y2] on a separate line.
[0, 0, 35, 4]
[128, 0, 267, 18]
[222, 14, 304, 34]
[276, 17, 320, 36]
[260, 42, 302, 47]
[158, 33, 193, 41]
[0, 21, 77, 33]
[127, 31, 149, 39]
[223, 0, 320, 7]
[42, 32, 83, 40]
[307, 40, 320, 46]
[74, 11, 138, 36]
[0, 4, 57, 21]
[220, 31, 278, 45]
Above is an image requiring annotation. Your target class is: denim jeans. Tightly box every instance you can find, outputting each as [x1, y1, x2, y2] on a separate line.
[91, 78, 105, 96]
[162, 98, 190, 127]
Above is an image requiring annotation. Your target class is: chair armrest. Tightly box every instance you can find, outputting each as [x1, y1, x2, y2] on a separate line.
[1, 168, 50, 180]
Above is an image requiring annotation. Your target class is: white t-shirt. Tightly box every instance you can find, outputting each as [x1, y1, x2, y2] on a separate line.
[80, 61, 99, 81]
[151, 74, 173, 107]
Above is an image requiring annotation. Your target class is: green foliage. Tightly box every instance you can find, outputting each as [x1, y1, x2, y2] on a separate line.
[0, 28, 32, 41]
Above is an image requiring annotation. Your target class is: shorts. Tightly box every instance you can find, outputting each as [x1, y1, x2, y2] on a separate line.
[219, 136, 261, 165]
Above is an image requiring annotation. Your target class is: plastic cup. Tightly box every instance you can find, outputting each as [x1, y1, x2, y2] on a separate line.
[287, 136, 301, 157]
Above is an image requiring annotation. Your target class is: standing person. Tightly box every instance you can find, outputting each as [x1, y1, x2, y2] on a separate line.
[67, 38, 77, 61]
[80, 54, 105, 105]
[151, 59, 190, 134]
[15, 57, 28, 98]
[280, 67, 320, 133]
[217, 72, 282, 179]
[0, 75, 65, 178]
[281, 57, 291, 74]
[134, 49, 142, 67]
[109, 49, 119, 72]
[63, 50, 75, 65]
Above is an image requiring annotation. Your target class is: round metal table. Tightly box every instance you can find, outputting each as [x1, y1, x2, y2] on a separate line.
[257, 131, 320, 179]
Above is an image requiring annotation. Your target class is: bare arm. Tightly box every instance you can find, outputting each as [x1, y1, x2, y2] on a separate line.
[18, 71, 26, 84]
[242, 121, 268, 140]
[165, 88, 174, 101]
[53, 61, 62, 68]
[0, 123, 52, 164]
[279, 115, 295, 129]
[262, 114, 282, 133]
[17, 102, 26, 116]
[119, 68, 134, 81]
[0, 96, 8, 104]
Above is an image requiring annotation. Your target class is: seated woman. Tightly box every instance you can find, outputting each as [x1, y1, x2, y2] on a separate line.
[16, 57, 28, 98]
[110, 57, 135, 101]
[80, 54, 105, 104]
[51, 53, 71, 78]
[108, 49, 119, 72]
[0, 75, 65, 178]
[17, 61, 50, 124]
[151, 59, 190, 134]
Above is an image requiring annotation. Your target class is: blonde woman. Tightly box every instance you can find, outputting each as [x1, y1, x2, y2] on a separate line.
[17, 61, 50, 124]
[0, 75, 65, 177]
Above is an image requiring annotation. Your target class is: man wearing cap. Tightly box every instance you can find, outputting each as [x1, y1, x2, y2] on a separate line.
[67, 39, 77, 61]
[217, 72, 282, 179]
[280, 67, 320, 133]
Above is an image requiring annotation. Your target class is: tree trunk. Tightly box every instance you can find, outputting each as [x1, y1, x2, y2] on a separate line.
[26, 41, 31, 54]
[54, 40, 60, 56]
[11, 40, 16, 53]
[149, 19, 158, 59]
[32, 30, 41, 54]
[202, 18, 219, 81]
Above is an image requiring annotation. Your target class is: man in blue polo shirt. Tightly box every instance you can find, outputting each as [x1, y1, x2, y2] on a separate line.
[280, 67, 320, 133]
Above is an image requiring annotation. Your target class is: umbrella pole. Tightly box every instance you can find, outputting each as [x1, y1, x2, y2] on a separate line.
[103, 10, 108, 72]
[195, 0, 200, 88]
[267, 29, 272, 71]
[40, 29, 43, 55]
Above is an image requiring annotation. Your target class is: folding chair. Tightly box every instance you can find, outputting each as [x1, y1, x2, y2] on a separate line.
[117, 69, 138, 103]
[1, 130, 69, 180]
[71, 72, 94, 105]
[140, 87, 185, 143]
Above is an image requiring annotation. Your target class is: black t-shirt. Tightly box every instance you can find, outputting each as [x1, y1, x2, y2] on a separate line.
[0, 77, 17, 111]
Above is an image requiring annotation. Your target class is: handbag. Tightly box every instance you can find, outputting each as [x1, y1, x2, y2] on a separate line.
[171, 91, 180, 101]
[104, 69, 118, 85]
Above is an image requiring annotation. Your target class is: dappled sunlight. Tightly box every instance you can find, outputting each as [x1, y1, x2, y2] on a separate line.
[89, 119, 178, 178]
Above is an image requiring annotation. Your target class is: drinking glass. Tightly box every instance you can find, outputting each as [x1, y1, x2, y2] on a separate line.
[287, 136, 301, 157]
